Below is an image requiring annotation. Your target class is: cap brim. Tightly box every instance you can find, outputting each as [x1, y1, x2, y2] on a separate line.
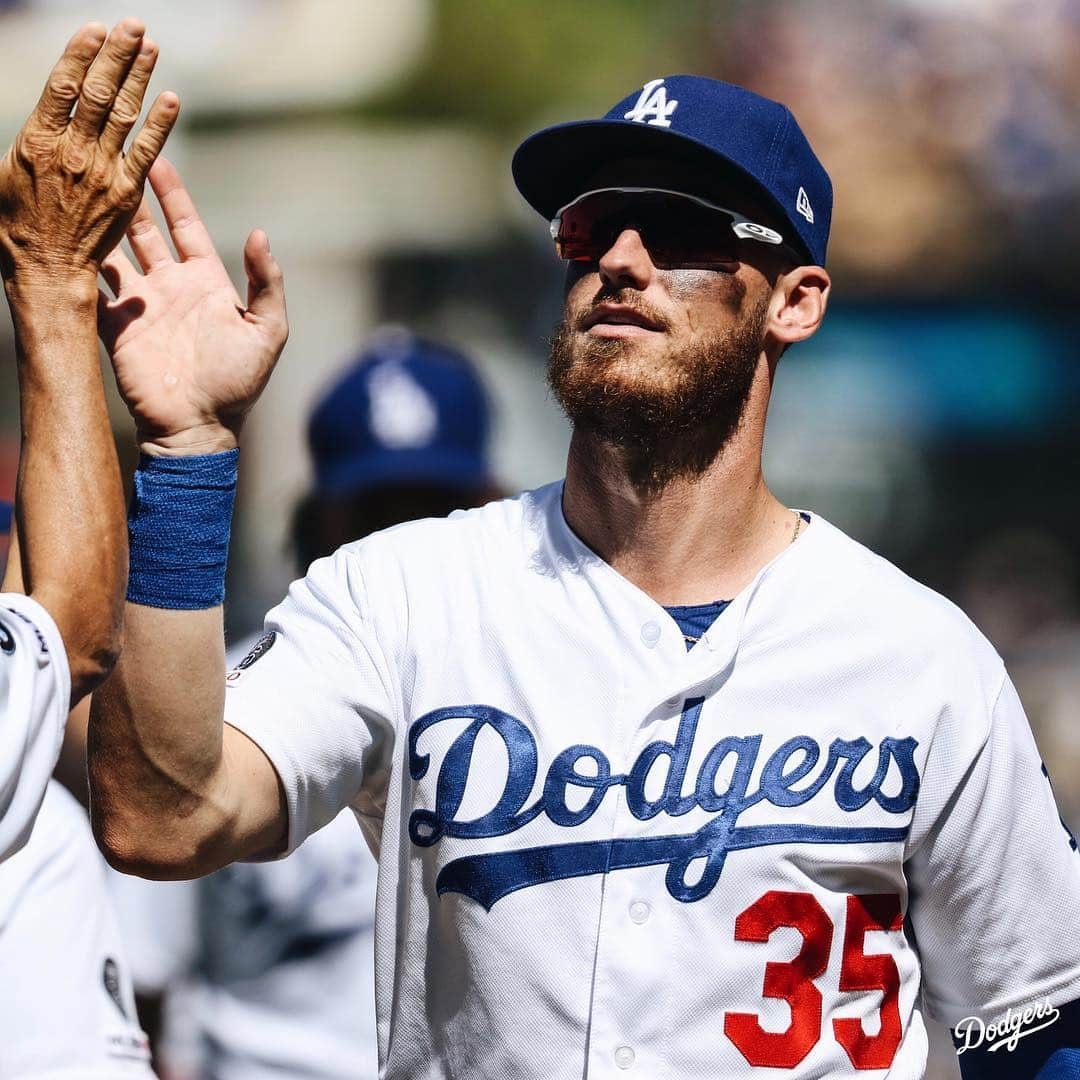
[514, 119, 764, 217]
[512, 118, 810, 262]
[316, 448, 489, 499]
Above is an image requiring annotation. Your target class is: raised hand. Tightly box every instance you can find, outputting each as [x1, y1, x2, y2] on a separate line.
[0, 19, 178, 288]
[99, 158, 288, 455]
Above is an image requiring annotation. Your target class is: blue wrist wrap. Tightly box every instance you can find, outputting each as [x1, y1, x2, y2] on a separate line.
[127, 449, 239, 610]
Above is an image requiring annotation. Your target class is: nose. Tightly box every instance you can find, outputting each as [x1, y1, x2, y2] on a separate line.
[597, 227, 655, 291]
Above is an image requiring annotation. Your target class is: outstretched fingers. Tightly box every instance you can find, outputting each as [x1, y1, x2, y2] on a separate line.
[144, 158, 216, 260]
[99, 38, 160, 154]
[126, 197, 173, 272]
[124, 92, 180, 187]
[30, 22, 107, 135]
[244, 229, 287, 330]
[69, 18, 145, 142]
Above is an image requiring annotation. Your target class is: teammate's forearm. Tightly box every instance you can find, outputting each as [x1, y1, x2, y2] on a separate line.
[4, 276, 126, 701]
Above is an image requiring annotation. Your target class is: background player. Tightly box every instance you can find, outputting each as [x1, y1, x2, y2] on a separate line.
[116, 331, 499, 1079]
[86, 72, 1080, 1078]
[0, 18, 176, 859]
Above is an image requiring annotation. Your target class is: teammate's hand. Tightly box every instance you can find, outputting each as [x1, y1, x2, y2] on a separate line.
[98, 158, 288, 455]
[0, 20, 178, 289]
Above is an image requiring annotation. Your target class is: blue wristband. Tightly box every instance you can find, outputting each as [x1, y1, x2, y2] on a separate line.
[127, 449, 239, 610]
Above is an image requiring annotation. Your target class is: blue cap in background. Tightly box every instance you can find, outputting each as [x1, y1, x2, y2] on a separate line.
[307, 330, 492, 498]
[513, 75, 832, 266]
[0, 501, 10, 535]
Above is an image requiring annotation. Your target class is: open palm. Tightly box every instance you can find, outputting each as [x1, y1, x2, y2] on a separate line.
[99, 158, 288, 454]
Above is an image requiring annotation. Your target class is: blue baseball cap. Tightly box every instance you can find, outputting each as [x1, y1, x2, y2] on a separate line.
[307, 330, 492, 498]
[513, 75, 832, 266]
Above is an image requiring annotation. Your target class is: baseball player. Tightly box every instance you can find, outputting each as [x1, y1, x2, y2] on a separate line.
[118, 334, 497, 1080]
[88, 74, 1080, 1078]
[0, 18, 176, 865]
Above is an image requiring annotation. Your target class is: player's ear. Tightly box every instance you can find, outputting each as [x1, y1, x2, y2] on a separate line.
[766, 264, 830, 350]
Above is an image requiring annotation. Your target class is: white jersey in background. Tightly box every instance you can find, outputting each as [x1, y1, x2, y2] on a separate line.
[0, 780, 152, 1079]
[0, 595, 69, 862]
[223, 481, 1080, 1080]
[196, 806, 378, 1080]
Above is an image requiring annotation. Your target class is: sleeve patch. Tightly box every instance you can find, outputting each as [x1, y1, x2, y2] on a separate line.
[225, 631, 277, 685]
[3, 607, 49, 658]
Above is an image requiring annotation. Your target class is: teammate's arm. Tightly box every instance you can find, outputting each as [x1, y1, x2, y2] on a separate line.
[0, 20, 178, 704]
[89, 160, 289, 878]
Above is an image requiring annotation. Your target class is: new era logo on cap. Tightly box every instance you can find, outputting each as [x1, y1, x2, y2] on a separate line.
[796, 186, 814, 224]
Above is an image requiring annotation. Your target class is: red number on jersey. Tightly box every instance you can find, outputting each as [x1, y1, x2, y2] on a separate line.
[724, 890, 834, 1068]
[833, 893, 904, 1069]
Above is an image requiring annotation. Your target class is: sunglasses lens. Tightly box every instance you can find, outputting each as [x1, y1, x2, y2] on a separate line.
[554, 192, 739, 266]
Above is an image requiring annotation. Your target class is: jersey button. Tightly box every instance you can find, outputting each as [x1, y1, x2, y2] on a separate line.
[640, 620, 661, 647]
[629, 900, 650, 924]
[615, 1046, 636, 1069]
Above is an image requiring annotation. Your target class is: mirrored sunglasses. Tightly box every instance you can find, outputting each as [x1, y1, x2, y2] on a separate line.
[550, 187, 788, 269]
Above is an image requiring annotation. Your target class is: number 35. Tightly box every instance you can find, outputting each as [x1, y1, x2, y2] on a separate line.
[724, 891, 904, 1070]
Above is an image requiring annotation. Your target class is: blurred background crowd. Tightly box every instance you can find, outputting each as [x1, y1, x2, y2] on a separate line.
[1, 1, 1078, 1077]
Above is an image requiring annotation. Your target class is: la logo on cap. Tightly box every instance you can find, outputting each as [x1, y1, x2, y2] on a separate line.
[369, 361, 438, 449]
[624, 78, 679, 128]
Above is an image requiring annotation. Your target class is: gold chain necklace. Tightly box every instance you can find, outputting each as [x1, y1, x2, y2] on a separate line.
[679, 510, 805, 646]
[791, 507, 804, 543]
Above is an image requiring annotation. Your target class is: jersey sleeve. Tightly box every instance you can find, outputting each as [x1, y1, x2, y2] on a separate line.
[906, 671, 1080, 1026]
[223, 546, 399, 857]
[0, 594, 70, 862]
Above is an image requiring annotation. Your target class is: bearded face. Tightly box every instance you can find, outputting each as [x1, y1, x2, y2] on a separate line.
[548, 273, 770, 466]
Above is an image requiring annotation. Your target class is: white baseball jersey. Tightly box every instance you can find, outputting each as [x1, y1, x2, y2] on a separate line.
[0, 780, 152, 1078]
[0, 594, 69, 863]
[223, 481, 1080, 1079]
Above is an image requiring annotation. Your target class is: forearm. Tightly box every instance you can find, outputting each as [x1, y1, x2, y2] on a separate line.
[90, 602, 229, 874]
[90, 602, 286, 878]
[3, 276, 125, 700]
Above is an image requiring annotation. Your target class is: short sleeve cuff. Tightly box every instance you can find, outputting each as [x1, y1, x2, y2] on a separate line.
[0, 591, 71, 719]
[223, 701, 309, 860]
